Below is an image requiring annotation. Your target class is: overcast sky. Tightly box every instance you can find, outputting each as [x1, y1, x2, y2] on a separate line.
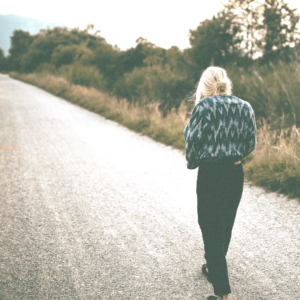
[2, 0, 300, 50]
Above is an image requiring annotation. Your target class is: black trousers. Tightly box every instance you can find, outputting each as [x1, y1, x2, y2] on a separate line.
[197, 161, 244, 296]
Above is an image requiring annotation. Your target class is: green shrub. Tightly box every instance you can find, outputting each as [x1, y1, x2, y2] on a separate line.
[116, 64, 191, 115]
[60, 63, 106, 91]
[51, 44, 92, 68]
[35, 63, 56, 75]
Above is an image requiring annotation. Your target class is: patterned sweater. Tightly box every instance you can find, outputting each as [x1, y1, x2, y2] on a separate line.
[184, 95, 257, 169]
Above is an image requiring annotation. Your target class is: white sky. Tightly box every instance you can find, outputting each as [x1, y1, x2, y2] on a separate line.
[2, 0, 300, 50]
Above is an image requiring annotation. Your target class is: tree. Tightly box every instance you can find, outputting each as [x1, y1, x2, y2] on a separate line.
[91, 43, 120, 90]
[223, 0, 264, 58]
[92, 37, 163, 91]
[188, 11, 241, 80]
[263, 0, 300, 59]
[8, 30, 34, 71]
[116, 42, 147, 75]
[223, 0, 300, 60]
[0, 48, 8, 72]
[18, 27, 107, 73]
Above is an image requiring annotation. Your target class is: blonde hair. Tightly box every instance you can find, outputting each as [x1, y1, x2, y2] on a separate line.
[195, 66, 232, 104]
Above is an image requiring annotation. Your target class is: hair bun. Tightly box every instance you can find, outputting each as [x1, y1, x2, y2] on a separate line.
[216, 79, 227, 93]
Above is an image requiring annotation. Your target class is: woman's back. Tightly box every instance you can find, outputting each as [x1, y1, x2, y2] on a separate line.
[184, 94, 256, 169]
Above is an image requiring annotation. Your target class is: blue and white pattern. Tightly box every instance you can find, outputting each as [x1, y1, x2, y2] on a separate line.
[184, 95, 257, 169]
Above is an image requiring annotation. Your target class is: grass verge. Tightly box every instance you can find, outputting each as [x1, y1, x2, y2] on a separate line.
[9, 72, 300, 201]
[244, 124, 300, 199]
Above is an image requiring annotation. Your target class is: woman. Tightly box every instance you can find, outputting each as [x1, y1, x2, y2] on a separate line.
[184, 66, 257, 300]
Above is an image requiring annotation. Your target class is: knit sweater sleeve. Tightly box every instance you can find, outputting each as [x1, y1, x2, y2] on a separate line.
[243, 104, 257, 158]
[184, 104, 207, 169]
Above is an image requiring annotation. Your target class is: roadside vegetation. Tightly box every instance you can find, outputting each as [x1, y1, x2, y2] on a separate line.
[3, 0, 300, 200]
[244, 123, 300, 199]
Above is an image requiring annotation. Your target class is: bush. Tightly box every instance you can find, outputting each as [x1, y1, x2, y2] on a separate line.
[35, 63, 56, 75]
[60, 63, 106, 91]
[51, 44, 92, 68]
[115, 64, 191, 115]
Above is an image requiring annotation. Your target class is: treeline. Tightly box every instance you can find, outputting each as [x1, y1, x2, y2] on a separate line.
[1, 0, 300, 125]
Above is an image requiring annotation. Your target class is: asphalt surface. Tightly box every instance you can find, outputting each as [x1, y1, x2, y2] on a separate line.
[0, 74, 300, 300]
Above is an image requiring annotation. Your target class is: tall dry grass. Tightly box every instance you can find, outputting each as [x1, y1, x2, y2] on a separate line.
[244, 122, 300, 198]
[9, 72, 300, 200]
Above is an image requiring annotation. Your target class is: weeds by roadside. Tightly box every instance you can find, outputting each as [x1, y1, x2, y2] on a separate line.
[244, 123, 300, 199]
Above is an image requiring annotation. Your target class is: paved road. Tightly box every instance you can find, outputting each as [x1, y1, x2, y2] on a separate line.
[0, 74, 299, 300]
